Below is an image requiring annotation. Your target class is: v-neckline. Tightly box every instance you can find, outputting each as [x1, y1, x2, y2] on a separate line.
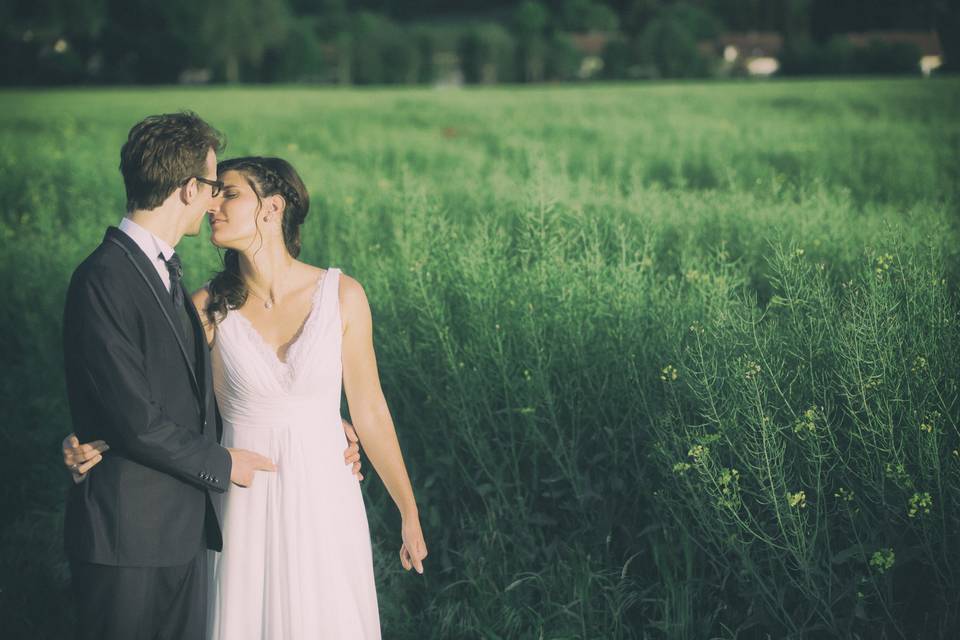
[232, 270, 327, 365]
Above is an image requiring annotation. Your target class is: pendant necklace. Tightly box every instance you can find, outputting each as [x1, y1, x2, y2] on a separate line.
[246, 286, 275, 310]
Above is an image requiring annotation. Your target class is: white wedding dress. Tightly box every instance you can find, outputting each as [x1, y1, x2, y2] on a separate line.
[206, 267, 381, 639]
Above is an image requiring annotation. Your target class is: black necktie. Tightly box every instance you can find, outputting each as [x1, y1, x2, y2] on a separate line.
[162, 252, 184, 308]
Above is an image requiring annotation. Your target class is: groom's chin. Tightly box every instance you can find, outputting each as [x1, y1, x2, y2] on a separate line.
[184, 219, 204, 237]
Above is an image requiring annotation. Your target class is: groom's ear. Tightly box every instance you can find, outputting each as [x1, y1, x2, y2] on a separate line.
[179, 177, 198, 205]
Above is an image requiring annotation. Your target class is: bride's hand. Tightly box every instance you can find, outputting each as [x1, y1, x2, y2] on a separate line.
[399, 513, 427, 574]
[341, 418, 363, 480]
[62, 432, 110, 483]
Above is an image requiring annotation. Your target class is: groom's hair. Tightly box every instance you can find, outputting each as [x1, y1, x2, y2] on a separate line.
[119, 111, 225, 212]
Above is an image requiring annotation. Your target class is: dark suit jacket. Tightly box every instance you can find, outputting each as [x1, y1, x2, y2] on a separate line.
[62, 226, 232, 567]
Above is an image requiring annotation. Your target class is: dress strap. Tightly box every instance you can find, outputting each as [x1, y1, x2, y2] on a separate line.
[320, 268, 341, 313]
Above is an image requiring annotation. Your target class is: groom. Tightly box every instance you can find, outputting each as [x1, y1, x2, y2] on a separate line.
[61, 112, 359, 640]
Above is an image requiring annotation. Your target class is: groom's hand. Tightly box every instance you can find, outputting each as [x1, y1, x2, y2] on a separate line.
[227, 448, 277, 487]
[62, 432, 110, 483]
[342, 419, 363, 480]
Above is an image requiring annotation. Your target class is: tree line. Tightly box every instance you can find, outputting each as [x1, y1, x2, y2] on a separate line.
[1, 0, 955, 85]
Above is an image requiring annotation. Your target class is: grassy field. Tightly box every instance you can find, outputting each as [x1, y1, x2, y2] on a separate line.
[1, 77, 959, 638]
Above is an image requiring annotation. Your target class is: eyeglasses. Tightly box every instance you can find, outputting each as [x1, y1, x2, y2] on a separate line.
[182, 176, 224, 197]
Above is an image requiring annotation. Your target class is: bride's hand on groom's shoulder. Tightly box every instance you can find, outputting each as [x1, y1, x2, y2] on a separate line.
[61, 432, 110, 483]
[400, 513, 428, 575]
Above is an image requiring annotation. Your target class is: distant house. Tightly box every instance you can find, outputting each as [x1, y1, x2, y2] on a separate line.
[569, 31, 612, 57]
[710, 31, 784, 76]
[569, 31, 614, 79]
[715, 31, 784, 59]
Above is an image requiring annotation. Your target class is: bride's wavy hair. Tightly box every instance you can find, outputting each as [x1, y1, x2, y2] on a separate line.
[205, 156, 310, 326]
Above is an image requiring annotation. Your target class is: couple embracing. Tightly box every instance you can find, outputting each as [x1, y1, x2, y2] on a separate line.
[60, 111, 427, 639]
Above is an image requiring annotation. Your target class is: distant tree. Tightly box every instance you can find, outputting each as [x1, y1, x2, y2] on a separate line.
[601, 35, 632, 78]
[779, 36, 855, 75]
[0, 0, 108, 84]
[780, 35, 922, 76]
[458, 24, 516, 84]
[853, 39, 922, 74]
[458, 28, 486, 84]
[99, 0, 208, 84]
[934, 0, 960, 72]
[623, 0, 662, 37]
[512, 0, 551, 82]
[411, 26, 439, 84]
[658, 2, 723, 41]
[560, 0, 620, 32]
[312, 0, 350, 39]
[0, 0, 107, 40]
[703, 0, 778, 32]
[544, 32, 582, 79]
[350, 11, 419, 84]
[640, 7, 714, 78]
[513, 0, 552, 38]
[200, 0, 291, 83]
[261, 16, 326, 82]
[780, 0, 812, 46]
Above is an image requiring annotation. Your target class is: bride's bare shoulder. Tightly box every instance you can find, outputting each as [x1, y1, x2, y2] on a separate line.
[336, 271, 370, 331]
[337, 272, 367, 303]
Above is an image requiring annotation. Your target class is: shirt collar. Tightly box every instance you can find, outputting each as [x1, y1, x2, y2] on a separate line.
[118, 217, 176, 262]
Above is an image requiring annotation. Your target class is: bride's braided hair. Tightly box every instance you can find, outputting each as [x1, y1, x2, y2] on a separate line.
[205, 156, 311, 326]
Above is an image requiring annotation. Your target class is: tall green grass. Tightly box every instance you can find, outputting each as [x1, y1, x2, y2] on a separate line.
[1, 77, 958, 638]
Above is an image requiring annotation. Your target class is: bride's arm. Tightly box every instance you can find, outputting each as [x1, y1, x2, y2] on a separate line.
[340, 274, 427, 573]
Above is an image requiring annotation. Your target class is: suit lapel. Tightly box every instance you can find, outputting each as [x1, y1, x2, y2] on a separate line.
[181, 279, 215, 434]
[104, 227, 203, 418]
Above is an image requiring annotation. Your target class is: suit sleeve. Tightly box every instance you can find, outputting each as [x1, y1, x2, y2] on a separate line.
[65, 266, 232, 493]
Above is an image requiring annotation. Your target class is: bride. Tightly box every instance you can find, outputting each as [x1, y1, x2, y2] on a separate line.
[63, 156, 427, 638]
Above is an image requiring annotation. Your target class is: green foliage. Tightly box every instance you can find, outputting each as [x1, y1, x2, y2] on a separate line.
[544, 33, 582, 81]
[780, 36, 923, 76]
[600, 35, 632, 79]
[1, 78, 959, 637]
[623, 0, 662, 36]
[658, 1, 724, 41]
[410, 26, 441, 84]
[639, 12, 711, 78]
[560, 0, 620, 32]
[349, 11, 420, 85]
[200, 0, 292, 83]
[261, 18, 327, 83]
[608, 2, 722, 80]
[457, 24, 516, 84]
[512, 0, 552, 39]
